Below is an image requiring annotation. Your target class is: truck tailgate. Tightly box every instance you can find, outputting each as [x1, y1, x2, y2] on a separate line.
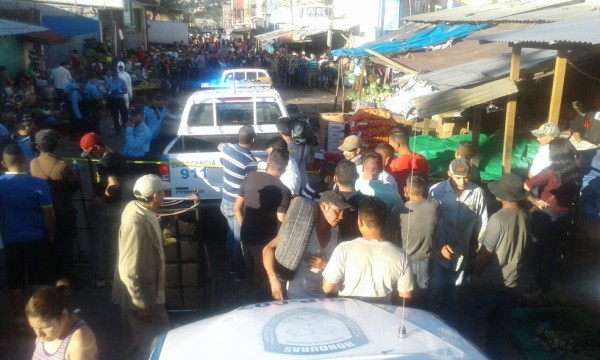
[164, 135, 270, 200]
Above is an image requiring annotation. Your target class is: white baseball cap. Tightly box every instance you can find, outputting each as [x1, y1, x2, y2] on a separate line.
[133, 174, 170, 200]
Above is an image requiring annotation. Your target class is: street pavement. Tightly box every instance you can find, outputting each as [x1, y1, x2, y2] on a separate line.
[1, 84, 599, 359]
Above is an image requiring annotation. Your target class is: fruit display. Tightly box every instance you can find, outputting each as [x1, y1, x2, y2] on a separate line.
[348, 107, 397, 150]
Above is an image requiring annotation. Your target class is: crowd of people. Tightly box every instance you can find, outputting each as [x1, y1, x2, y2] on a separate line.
[217, 118, 581, 359]
[0, 107, 586, 360]
[0, 31, 593, 359]
[277, 51, 335, 89]
[0, 31, 339, 169]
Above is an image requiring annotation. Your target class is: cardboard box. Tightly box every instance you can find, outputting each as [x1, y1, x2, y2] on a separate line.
[328, 132, 345, 141]
[166, 287, 203, 309]
[166, 288, 183, 308]
[164, 241, 199, 263]
[166, 263, 200, 288]
[183, 287, 202, 308]
[328, 122, 345, 133]
[327, 139, 344, 152]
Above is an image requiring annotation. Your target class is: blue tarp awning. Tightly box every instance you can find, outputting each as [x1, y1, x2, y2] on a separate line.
[42, 16, 99, 37]
[332, 23, 488, 57]
[0, 19, 47, 36]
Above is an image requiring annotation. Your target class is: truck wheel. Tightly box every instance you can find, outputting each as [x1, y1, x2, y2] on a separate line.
[274, 197, 318, 281]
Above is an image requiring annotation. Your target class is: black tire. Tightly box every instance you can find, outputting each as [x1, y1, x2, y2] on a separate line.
[274, 197, 318, 281]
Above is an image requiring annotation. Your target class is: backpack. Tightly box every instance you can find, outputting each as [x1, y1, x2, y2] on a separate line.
[291, 118, 317, 145]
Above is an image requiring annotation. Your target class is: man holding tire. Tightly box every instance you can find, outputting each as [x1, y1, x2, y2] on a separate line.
[263, 191, 351, 300]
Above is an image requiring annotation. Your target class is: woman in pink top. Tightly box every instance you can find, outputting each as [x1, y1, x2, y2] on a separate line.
[26, 280, 98, 360]
[524, 138, 580, 296]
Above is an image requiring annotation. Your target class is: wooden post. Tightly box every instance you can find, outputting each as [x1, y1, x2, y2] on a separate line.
[341, 65, 347, 113]
[333, 60, 342, 112]
[502, 47, 521, 174]
[472, 106, 482, 154]
[422, 117, 431, 135]
[364, 48, 417, 74]
[548, 50, 568, 125]
[357, 57, 366, 102]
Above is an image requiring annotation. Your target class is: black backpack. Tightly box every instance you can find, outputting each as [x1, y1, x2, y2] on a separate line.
[291, 118, 317, 145]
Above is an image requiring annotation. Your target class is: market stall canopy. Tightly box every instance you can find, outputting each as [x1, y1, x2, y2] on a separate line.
[360, 23, 432, 46]
[414, 77, 518, 118]
[41, 16, 99, 37]
[403, 0, 576, 23]
[383, 48, 556, 118]
[0, 19, 48, 36]
[255, 27, 295, 43]
[369, 23, 536, 74]
[470, 13, 600, 49]
[495, 2, 600, 23]
[411, 48, 556, 92]
[331, 23, 487, 57]
[256, 26, 345, 44]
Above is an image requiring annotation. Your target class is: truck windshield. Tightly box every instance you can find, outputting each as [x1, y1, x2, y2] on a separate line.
[187, 101, 282, 126]
[222, 71, 268, 82]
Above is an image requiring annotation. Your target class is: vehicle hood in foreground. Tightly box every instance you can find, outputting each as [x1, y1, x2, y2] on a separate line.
[156, 298, 486, 359]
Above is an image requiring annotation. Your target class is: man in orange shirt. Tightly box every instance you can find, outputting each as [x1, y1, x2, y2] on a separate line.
[388, 129, 428, 198]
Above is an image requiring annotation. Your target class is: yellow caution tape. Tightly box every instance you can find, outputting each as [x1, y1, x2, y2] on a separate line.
[64, 158, 319, 173]
[65, 157, 224, 168]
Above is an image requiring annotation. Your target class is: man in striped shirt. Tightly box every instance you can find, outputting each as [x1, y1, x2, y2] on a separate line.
[218, 125, 257, 281]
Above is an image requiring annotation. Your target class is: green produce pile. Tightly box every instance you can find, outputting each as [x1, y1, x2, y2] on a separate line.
[347, 83, 394, 108]
[410, 131, 538, 181]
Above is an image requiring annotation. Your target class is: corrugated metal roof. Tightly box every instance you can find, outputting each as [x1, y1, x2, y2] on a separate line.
[363, 23, 432, 46]
[470, 13, 600, 46]
[415, 77, 518, 117]
[0, 19, 47, 36]
[416, 48, 556, 91]
[255, 27, 295, 41]
[370, 23, 535, 73]
[499, 2, 600, 22]
[403, 0, 577, 23]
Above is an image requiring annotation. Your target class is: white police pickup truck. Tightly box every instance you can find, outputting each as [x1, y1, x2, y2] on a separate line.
[159, 84, 287, 201]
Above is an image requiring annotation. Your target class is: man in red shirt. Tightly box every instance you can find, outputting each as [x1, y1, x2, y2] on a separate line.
[388, 130, 428, 198]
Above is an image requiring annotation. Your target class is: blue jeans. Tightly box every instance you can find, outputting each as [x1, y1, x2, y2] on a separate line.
[412, 258, 431, 289]
[460, 285, 514, 359]
[530, 209, 571, 291]
[410, 258, 432, 309]
[428, 260, 461, 326]
[220, 200, 245, 279]
[89, 203, 121, 281]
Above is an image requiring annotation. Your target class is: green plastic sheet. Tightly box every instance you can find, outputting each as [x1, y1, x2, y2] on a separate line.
[410, 131, 539, 181]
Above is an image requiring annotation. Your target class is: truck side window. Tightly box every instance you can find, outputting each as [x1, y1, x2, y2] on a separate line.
[188, 103, 214, 126]
[217, 103, 253, 126]
[256, 102, 282, 125]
